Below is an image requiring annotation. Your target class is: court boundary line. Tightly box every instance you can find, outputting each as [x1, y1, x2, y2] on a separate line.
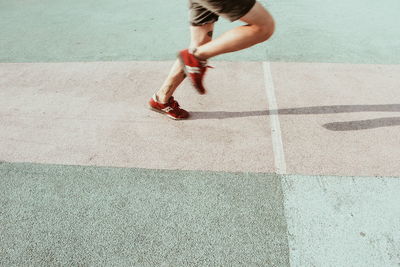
[263, 61, 287, 174]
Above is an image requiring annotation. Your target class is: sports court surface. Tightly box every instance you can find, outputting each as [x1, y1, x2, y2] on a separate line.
[1, 0, 399, 266]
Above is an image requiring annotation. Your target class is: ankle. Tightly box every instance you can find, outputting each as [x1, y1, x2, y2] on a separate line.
[191, 47, 208, 61]
[154, 93, 169, 104]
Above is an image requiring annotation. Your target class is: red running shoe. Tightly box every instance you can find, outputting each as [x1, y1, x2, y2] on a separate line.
[149, 95, 189, 120]
[178, 49, 212, 94]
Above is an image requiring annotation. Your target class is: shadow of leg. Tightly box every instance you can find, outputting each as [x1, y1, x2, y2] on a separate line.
[323, 117, 400, 131]
[188, 110, 269, 120]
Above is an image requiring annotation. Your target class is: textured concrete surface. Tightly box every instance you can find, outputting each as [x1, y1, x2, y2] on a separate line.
[282, 174, 400, 267]
[271, 62, 400, 177]
[1, 0, 399, 63]
[1, 0, 400, 265]
[0, 61, 275, 173]
[0, 162, 289, 266]
[265, 0, 400, 64]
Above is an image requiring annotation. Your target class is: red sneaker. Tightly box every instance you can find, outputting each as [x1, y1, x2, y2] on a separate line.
[149, 95, 189, 120]
[178, 49, 212, 94]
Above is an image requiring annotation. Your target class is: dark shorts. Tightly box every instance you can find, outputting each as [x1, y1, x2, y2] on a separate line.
[189, 0, 256, 26]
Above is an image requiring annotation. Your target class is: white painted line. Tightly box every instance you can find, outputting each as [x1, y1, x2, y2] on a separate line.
[263, 62, 287, 174]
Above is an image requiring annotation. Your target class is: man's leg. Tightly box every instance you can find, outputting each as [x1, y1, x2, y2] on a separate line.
[154, 23, 214, 104]
[193, 2, 275, 60]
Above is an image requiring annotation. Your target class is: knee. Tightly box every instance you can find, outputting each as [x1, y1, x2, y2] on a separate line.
[253, 17, 275, 43]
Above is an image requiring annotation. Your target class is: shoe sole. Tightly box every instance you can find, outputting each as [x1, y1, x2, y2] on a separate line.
[149, 106, 188, 120]
[177, 52, 206, 95]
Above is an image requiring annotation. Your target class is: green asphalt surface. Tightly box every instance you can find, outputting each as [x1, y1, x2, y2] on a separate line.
[0, 0, 399, 63]
[1, 163, 399, 266]
[0, 162, 289, 266]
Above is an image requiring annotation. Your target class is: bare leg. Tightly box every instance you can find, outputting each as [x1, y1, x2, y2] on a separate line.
[194, 2, 275, 60]
[154, 59, 186, 104]
[154, 23, 215, 103]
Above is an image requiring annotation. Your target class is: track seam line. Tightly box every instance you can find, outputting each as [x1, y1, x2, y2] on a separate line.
[263, 61, 287, 174]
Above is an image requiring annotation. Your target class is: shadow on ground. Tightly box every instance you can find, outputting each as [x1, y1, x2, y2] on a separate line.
[188, 104, 400, 131]
[322, 117, 400, 131]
